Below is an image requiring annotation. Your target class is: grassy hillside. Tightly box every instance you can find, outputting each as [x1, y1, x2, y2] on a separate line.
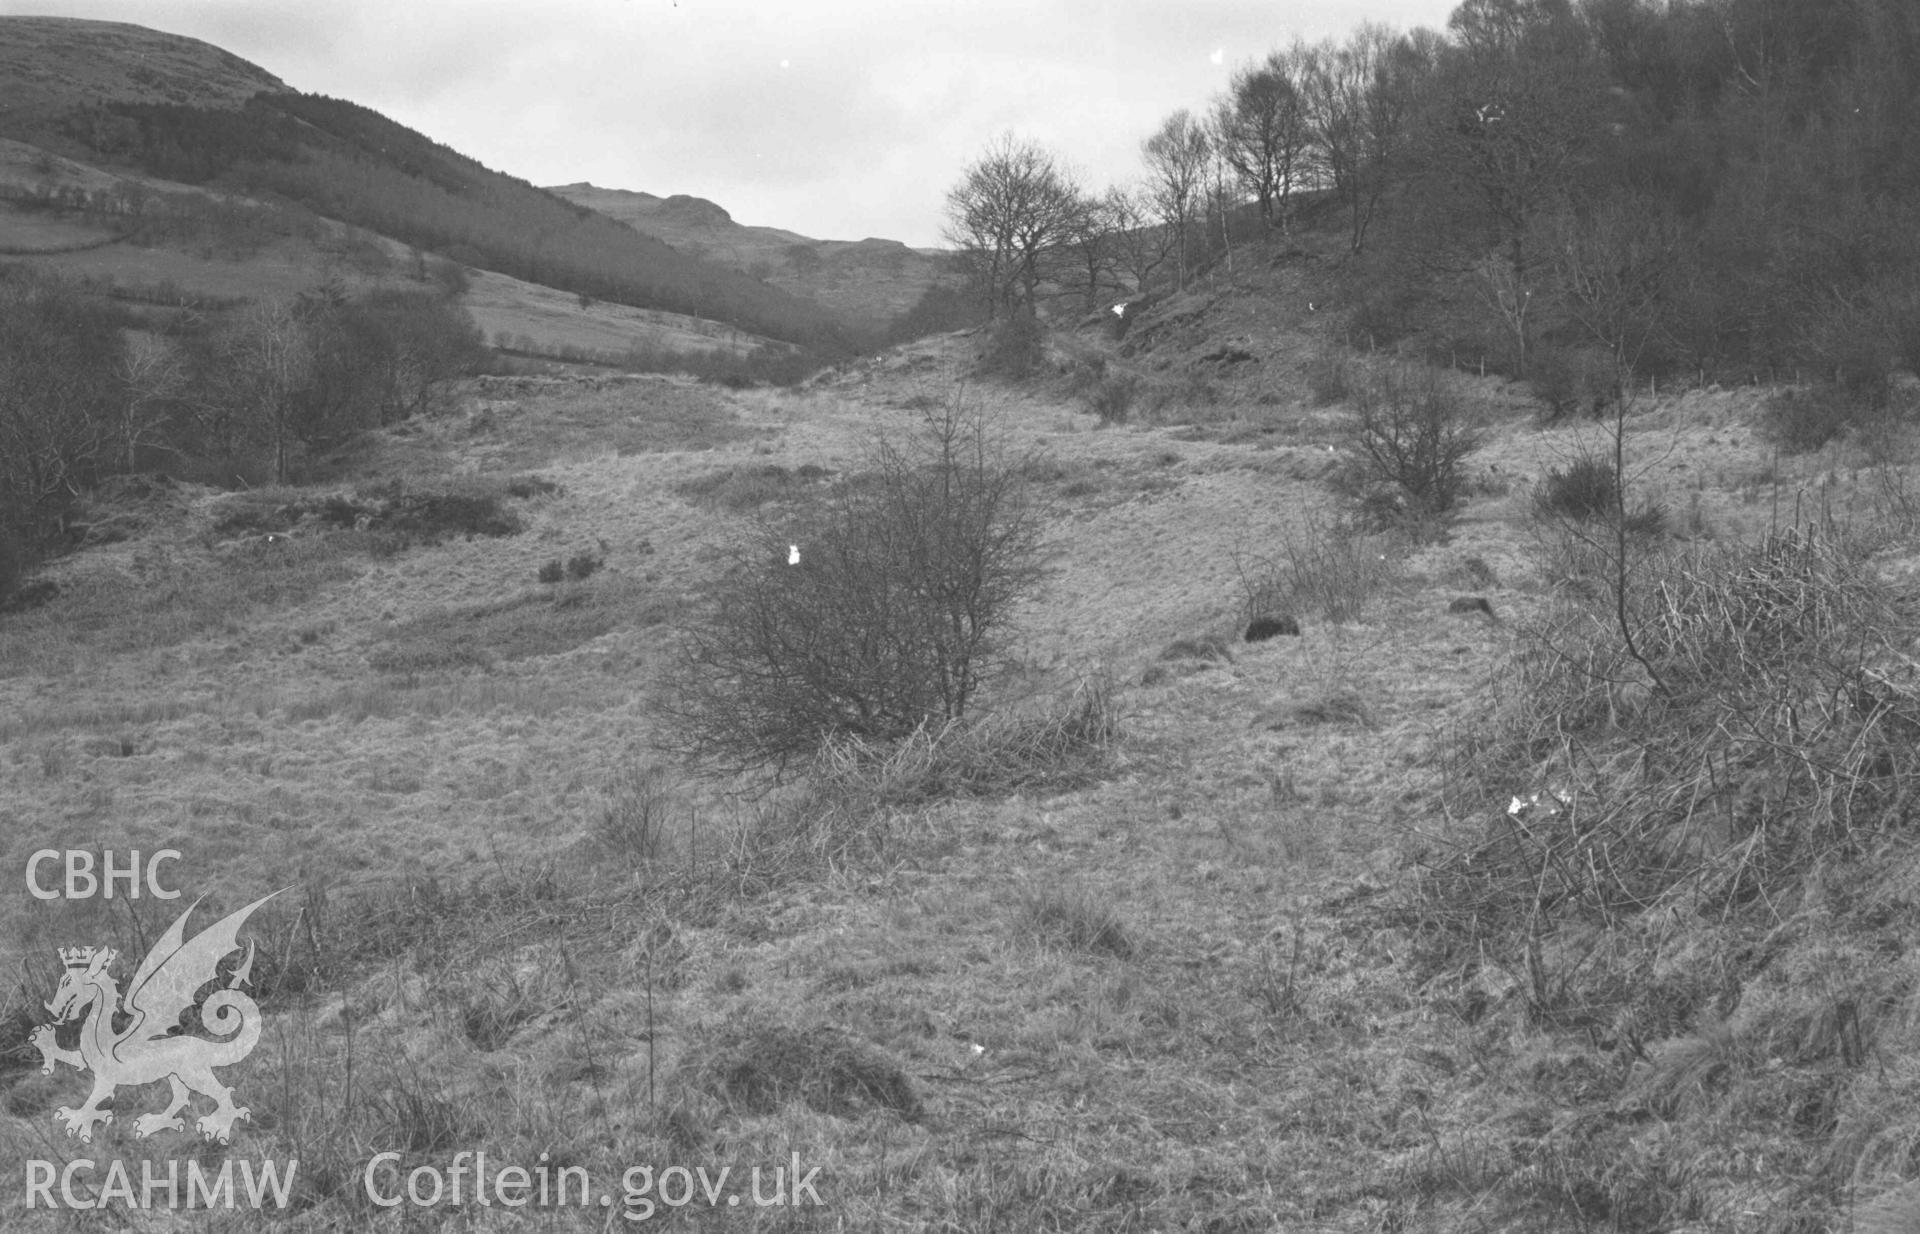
[551, 181, 956, 336]
[6, 212, 1920, 1227]
[0, 17, 864, 360]
[0, 135, 804, 376]
[0, 16, 287, 130]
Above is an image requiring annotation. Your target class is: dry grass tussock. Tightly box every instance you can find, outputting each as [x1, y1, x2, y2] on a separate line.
[1435, 520, 1911, 927]
[1235, 509, 1400, 625]
[1409, 498, 1920, 1228]
[809, 675, 1122, 807]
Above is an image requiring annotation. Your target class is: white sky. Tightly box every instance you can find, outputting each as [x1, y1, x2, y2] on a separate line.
[4, 0, 1463, 248]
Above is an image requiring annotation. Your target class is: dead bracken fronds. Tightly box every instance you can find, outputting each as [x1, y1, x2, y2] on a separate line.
[811, 676, 1122, 807]
[1432, 515, 1918, 939]
[1236, 511, 1398, 625]
[1400, 506, 1920, 1226]
[596, 763, 679, 864]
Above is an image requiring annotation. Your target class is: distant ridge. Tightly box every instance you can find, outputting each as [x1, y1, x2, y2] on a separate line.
[659, 194, 733, 228]
[550, 181, 955, 332]
[551, 183, 806, 245]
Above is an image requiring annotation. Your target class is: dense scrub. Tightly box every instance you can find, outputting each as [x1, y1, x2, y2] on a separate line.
[0, 265, 486, 598]
[956, 0, 1920, 415]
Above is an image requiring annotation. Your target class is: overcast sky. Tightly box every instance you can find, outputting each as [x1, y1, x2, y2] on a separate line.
[6, 0, 1462, 248]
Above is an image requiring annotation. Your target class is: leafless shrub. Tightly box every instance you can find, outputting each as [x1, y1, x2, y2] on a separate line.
[597, 764, 678, 864]
[1535, 455, 1620, 522]
[1760, 384, 1866, 454]
[1087, 374, 1139, 425]
[1236, 512, 1398, 625]
[661, 392, 1049, 774]
[1337, 363, 1483, 521]
[1534, 454, 1667, 535]
[978, 312, 1045, 379]
[1529, 344, 1618, 421]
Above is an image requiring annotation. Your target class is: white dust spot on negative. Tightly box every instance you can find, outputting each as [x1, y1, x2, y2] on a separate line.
[788, 545, 800, 565]
[1210, 48, 1224, 66]
[780, 59, 791, 69]
[1111, 303, 1126, 318]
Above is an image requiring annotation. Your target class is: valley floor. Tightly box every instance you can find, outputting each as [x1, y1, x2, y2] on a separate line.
[3, 332, 1917, 1232]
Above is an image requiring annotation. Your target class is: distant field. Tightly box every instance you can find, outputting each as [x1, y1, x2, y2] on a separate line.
[462, 267, 785, 362]
[0, 201, 119, 253]
[0, 188, 793, 361]
[0, 222, 383, 299]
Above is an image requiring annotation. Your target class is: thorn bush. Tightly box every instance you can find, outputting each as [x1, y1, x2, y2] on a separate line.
[1336, 362, 1483, 522]
[662, 392, 1049, 774]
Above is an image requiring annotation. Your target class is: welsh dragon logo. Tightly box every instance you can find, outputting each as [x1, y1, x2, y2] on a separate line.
[29, 891, 282, 1145]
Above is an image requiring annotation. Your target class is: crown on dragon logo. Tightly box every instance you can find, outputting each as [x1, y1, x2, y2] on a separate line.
[57, 946, 100, 969]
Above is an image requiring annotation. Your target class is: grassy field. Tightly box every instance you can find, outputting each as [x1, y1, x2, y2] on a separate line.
[4, 299, 1920, 1231]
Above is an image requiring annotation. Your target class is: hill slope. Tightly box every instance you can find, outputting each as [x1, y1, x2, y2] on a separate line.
[0, 16, 287, 126]
[0, 17, 863, 359]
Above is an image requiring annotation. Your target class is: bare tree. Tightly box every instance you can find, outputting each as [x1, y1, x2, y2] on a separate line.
[1202, 109, 1241, 278]
[1434, 0, 1605, 364]
[1059, 192, 1128, 315]
[1300, 25, 1430, 254]
[1104, 184, 1176, 298]
[194, 298, 312, 482]
[1216, 48, 1314, 234]
[1356, 27, 1439, 250]
[0, 277, 120, 551]
[1142, 110, 1212, 290]
[943, 134, 1082, 320]
[1537, 195, 1687, 703]
[1548, 194, 1683, 382]
[115, 332, 185, 472]
[249, 299, 311, 484]
[1300, 36, 1366, 245]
